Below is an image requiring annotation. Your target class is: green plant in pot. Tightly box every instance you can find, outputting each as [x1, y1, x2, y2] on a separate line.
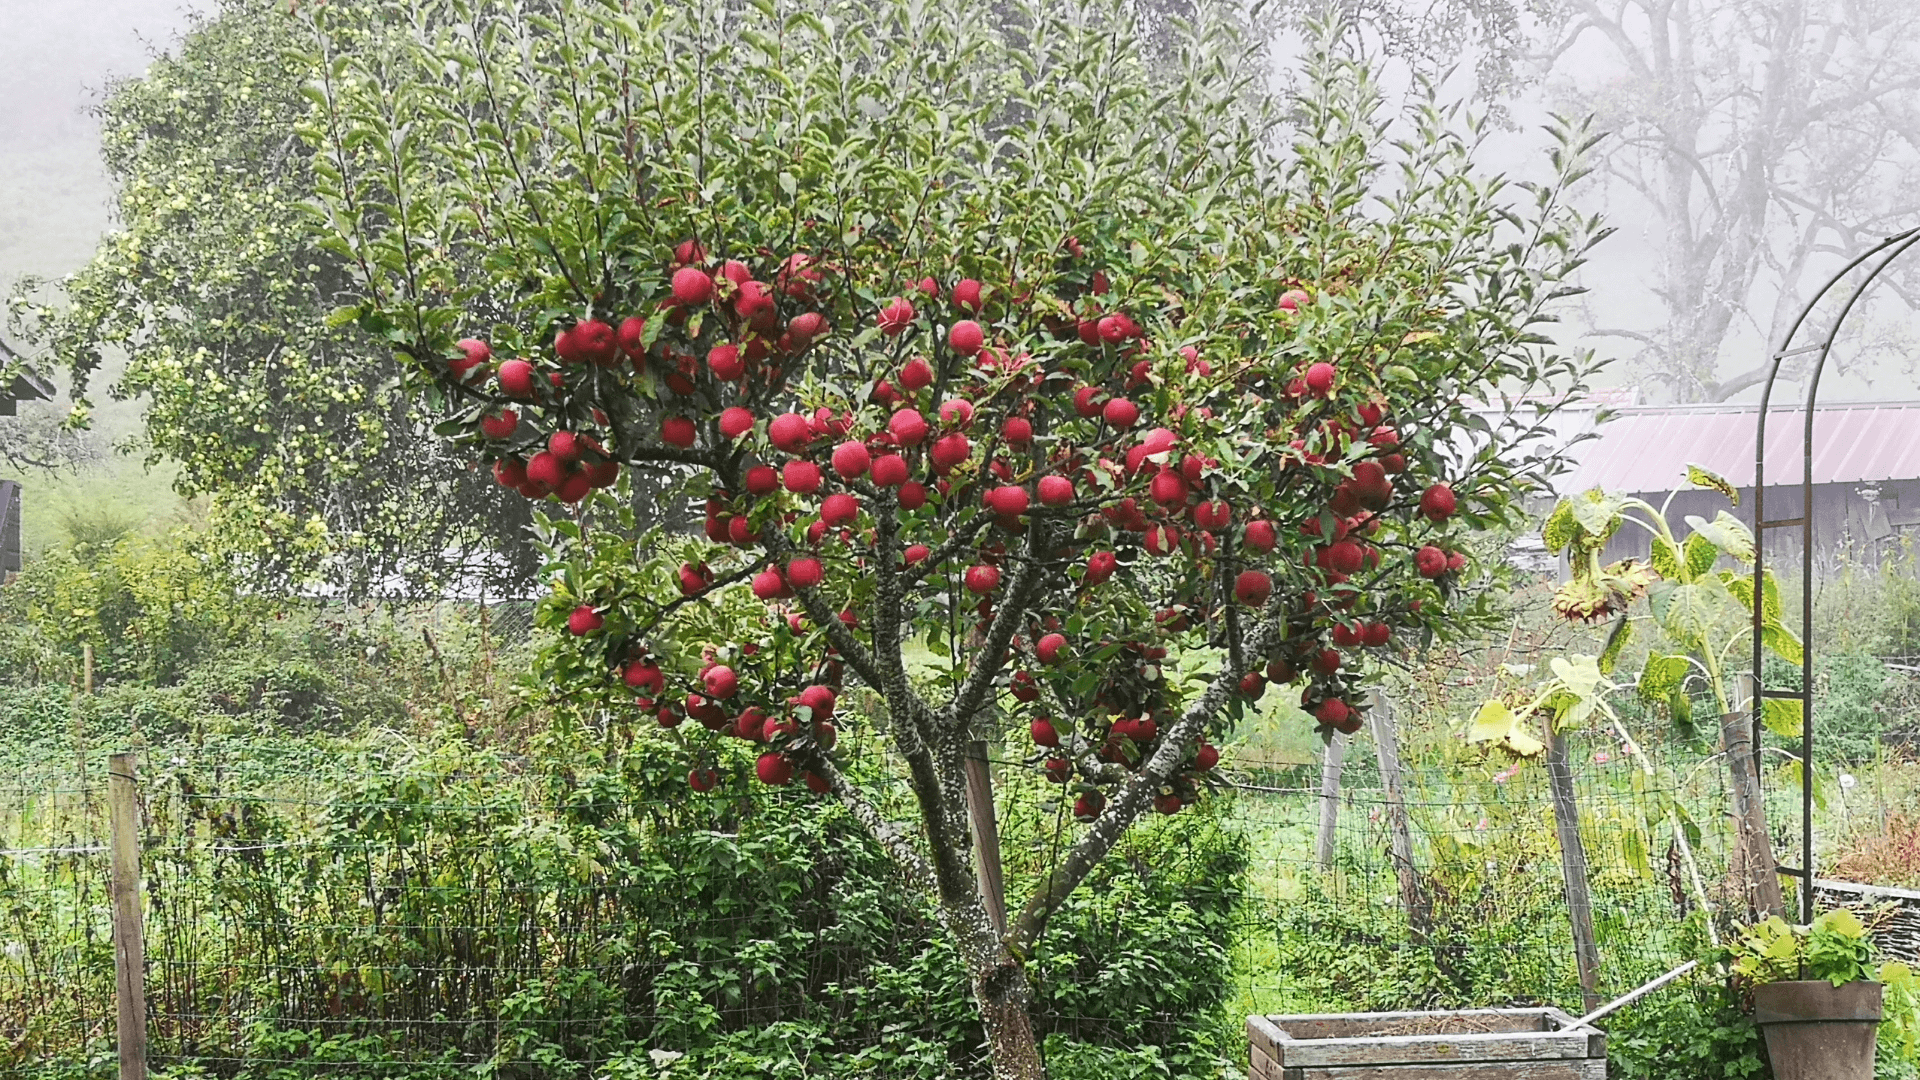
[1728, 909, 1910, 1079]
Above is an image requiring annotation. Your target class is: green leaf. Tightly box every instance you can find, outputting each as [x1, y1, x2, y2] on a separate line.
[1682, 532, 1720, 579]
[1685, 511, 1754, 564]
[1637, 653, 1690, 702]
[1762, 623, 1803, 665]
[1686, 463, 1739, 504]
[1762, 696, 1804, 739]
[1649, 535, 1683, 580]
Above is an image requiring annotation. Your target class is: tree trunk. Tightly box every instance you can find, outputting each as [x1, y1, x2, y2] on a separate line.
[948, 895, 1047, 1080]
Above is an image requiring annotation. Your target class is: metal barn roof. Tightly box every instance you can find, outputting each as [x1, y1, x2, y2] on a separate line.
[1561, 401, 1920, 495]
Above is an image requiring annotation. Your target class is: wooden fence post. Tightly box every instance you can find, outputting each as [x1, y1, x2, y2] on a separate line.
[1315, 730, 1347, 870]
[108, 752, 148, 1080]
[1721, 710, 1786, 920]
[964, 738, 1008, 937]
[1546, 727, 1603, 1012]
[1368, 695, 1432, 939]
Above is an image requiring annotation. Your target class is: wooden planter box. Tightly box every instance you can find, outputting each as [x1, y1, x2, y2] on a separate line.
[1249, 1007, 1606, 1079]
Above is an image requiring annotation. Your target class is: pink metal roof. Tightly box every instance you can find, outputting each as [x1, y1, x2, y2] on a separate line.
[1560, 402, 1920, 494]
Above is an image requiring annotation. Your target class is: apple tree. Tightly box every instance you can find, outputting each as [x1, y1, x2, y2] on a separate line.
[300, 0, 1604, 1075]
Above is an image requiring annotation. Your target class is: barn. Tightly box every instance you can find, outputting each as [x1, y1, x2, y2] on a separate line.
[1555, 400, 1920, 575]
[0, 366, 54, 577]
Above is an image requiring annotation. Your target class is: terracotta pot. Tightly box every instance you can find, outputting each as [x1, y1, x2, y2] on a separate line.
[1752, 980, 1882, 1080]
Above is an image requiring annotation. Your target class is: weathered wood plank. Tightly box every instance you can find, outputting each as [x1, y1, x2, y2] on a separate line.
[1296, 1060, 1606, 1080]
[1272, 1033, 1595, 1067]
[1249, 1015, 1290, 1060]
[1265, 1009, 1553, 1039]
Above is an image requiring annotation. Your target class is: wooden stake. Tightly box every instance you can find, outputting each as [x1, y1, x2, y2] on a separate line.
[1368, 695, 1431, 939]
[1314, 730, 1347, 870]
[1547, 727, 1603, 1012]
[1721, 711, 1786, 920]
[107, 752, 147, 1080]
[964, 740, 1008, 937]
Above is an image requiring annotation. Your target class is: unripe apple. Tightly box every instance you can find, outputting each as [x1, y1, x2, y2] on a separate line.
[752, 568, 786, 599]
[1421, 483, 1457, 521]
[661, 416, 697, 448]
[952, 278, 983, 312]
[719, 407, 755, 440]
[1036, 633, 1068, 665]
[567, 605, 603, 636]
[821, 492, 859, 526]
[756, 753, 794, 786]
[986, 486, 1029, 518]
[899, 482, 929, 510]
[1038, 475, 1075, 506]
[1416, 545, 1448, 579]
[832, 440, 871, 479]
[769, 413, 812, 453]
[787, 557, 824, 589]
[1102, 397, 1140, 428]
[1031, 716, 1061, 747]
[1085, 551, 1119, 585]
[1002, 417, 1033, 446]
[498, 359, 537, 398]
[965, 564, 1001, 593]
[871, 454, 908, 486]
[889, 408, 930, 446]
[672, 266, 714, 306]
[899, 357, 935, 391]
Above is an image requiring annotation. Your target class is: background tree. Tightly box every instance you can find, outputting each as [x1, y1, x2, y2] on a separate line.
[1545, 0, 1920, 401]
[7, 0, 546, 597]
[303, 1, 1601, 1076]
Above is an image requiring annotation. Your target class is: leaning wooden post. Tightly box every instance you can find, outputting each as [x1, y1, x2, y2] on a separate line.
[1314, 730, 1348, 870]
[107, 751, 148, 1080]
[964, 734, 1008, 937]
[1721, 710, 1785, 920]
[1546, 725, 1603, 1012]
[1368, 695, 1431, 939]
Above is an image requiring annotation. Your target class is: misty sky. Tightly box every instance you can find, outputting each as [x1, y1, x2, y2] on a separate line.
[0, 0, 1899, 408]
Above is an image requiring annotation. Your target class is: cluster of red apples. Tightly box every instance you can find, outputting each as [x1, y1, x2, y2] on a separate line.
[450, 237, 1468, 816]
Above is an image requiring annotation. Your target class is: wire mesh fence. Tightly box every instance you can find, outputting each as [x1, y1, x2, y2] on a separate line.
[0, 725, 1817, 1077]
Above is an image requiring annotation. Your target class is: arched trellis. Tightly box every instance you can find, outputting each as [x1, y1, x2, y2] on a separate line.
[1753, 226, 1920, 924]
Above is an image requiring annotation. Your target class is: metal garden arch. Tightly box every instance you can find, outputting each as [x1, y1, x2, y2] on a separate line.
[1753, 226, 1920, 923]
